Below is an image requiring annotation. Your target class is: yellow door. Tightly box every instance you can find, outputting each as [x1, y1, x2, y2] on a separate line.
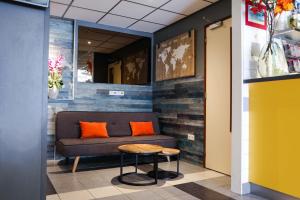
[205, 18, 232, 175]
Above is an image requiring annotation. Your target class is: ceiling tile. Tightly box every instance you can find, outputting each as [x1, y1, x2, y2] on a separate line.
[143, 9, 185, 25]
[51, 0, 72, 4]
[129, 21, 165, 33]
[99, 14, 137, 28]
[161, 0, 211, 15]
[50, 2, 68, 17]
[128, 0, 169, 7]
[64, 7, 105, 23]
[110, 1, 155, 19]
[72, 0, 120, 12]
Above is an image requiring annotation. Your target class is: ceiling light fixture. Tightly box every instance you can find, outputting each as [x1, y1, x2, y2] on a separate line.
[88, 41, 92, 45]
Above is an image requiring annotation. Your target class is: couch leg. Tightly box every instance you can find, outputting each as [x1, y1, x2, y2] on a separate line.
[72, 156, 80, 173]
[65, 157, 69, 165]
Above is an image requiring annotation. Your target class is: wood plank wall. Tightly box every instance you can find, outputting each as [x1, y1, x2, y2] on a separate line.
[153, 78, 204, 163]
[153, 0, 231, 164]
[48, 83, 152, 159]
[47, 17, 153, 160]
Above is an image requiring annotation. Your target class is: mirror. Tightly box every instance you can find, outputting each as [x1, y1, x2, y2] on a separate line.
[77, 26, 151, 85]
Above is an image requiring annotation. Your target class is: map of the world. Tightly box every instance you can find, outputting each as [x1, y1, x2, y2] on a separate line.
[156, 30, 195, 81]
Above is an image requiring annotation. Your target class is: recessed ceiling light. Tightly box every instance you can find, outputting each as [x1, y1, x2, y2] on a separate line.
[88, 41, 92, 45]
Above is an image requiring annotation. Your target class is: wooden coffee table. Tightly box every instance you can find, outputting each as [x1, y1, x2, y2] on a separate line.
[148, 148, 181, 180]
[118, 144, 163, 186]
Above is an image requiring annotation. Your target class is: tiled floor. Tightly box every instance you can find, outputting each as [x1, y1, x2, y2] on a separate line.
[47, 159, 267, 200]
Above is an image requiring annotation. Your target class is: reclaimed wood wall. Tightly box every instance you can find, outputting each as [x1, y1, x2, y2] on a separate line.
[153, 78, 204, 163]
[153, 0, 231, 163]
[47, 17, 152, 159]
[48, 83, 153, 159]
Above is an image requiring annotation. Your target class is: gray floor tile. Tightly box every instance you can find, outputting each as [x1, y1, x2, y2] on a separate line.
[126, 190, 165, 200]
[152, 186, 189, 199]
[46, 160, 266, 200]
[195, 176, 231, 189]
[94, 194, 130, 200]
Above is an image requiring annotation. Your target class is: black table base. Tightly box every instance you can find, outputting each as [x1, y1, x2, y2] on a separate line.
[118, 152, 158, 186]
[148, 170, 180, 180]
[148, 153, 180, 180]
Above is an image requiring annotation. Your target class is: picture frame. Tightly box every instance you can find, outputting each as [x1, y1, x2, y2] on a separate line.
[155, 30, 196, 82]
[245, 2, 267, 30]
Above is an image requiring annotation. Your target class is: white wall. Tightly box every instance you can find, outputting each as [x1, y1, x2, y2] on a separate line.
[231, 1, 267, 195]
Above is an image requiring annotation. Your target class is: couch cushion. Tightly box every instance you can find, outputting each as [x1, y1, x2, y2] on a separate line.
[56, 135, 177, 157]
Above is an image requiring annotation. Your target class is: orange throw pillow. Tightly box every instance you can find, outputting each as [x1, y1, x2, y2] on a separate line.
[130, 121, 155, 136]
[80, 121, 109, 139]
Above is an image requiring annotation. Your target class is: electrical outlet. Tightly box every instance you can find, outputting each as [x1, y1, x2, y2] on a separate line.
[187, 134, 195, 141]
[109, 91, 124, 96]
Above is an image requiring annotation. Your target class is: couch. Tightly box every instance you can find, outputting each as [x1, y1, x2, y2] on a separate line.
[55, 111, 177, 172]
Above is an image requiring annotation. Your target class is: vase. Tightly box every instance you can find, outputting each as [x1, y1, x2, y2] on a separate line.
[258, 39, 289, 77]
[48, 87, 59, 99]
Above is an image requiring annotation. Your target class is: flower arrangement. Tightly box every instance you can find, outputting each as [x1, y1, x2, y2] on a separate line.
[248, 0, 294, 49]
[248, 0, 295, 77]
[48, 55, 64, 90]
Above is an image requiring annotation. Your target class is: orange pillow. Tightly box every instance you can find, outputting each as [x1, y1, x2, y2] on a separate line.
[130, 121, 155, 136]
[80, 121, 109, 139]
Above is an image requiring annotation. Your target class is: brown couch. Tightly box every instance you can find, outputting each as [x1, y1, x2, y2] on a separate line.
[55, 111, 177, 172]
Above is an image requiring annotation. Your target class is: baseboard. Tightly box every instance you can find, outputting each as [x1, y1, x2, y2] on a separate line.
[250, 183, 300, 200]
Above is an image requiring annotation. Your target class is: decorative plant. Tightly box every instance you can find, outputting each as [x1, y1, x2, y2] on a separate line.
[248, 0, 294, 53]
[48, 55, 64, 89]
[248, 0, 294, 77]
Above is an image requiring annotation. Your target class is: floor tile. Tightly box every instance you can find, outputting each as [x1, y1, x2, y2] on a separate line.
[58, 190, 94, 200]
[233, 194, 268, 200]
[195, 176, 231, 190]
[151, 186, 189, 199]
[77, 172, 111, 189]
[47, 160, 266, 200]
[175, 182, 235, 200]
[47, 175, 57, 195]
[166, 194, 200, 200]
[94, 194, 130, 200]
[126, 190, 165, 200]
[88, 186, 122, 198]
[48, 174, 85, 193]
[46, 194, 61, 200]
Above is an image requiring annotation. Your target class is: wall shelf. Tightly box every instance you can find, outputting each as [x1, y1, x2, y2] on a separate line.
[274, 28, 300, 43]
[244, 73, 300, 83]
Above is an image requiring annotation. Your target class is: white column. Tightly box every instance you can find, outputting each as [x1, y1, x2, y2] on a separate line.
[231, 1, 251, 194]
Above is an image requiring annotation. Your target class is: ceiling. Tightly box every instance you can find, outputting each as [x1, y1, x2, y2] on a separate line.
[78, 26, 142, 54]
[50, 0, 219, 33]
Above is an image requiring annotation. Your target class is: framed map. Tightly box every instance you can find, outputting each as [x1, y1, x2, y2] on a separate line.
[122, 49, 148, 85]
[156, 30, 195, 81]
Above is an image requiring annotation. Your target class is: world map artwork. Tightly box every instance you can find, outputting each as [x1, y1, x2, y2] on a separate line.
[156, 30, 195, 81]
[122, 49, 148, 85]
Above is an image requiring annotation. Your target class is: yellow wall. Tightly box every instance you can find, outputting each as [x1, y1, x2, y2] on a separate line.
[249, 79, 300, 198]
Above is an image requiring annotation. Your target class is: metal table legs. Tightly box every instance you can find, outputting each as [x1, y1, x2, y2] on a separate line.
[148, 153, 181, 180]
[118, 152, 159, 186]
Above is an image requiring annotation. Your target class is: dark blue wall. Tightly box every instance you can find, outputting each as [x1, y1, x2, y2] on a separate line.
[153, 0, 231, 163]
[0, 2, 49, 200]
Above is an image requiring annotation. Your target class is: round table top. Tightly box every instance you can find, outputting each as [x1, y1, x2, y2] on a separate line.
[118, 144, 164, 154]
[161, 148, 180, 155]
